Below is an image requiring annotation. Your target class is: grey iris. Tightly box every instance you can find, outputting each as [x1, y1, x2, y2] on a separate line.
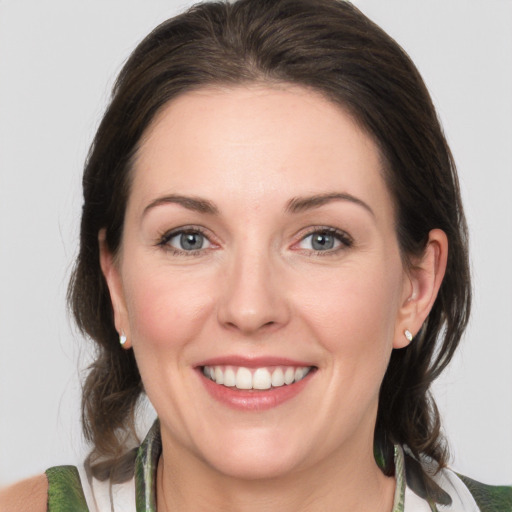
[181, 233, 204, 250]
[312, 233, 334, 250]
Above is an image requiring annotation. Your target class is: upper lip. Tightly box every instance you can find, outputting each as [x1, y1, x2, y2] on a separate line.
[196, 356, 315, 368]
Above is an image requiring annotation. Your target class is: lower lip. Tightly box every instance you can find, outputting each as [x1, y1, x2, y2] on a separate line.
[198, 369, 315, 411]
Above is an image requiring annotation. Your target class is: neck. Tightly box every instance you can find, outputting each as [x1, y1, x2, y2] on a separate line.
[156, 437, 395, 512]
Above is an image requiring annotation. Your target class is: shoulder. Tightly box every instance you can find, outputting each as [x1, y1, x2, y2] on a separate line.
[457, 473, 512, 512]
[0, 466, 93, 512]
[45, 465, 89, 511]
[429, 466, 512, 512]
[401, 447, 512, 511]
[0, 474, 48, 512]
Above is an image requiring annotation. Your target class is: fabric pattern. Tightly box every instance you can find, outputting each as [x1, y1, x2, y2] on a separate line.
[46, 465, 89, 511]
[393, 445, 406, 512]
[458, 474, 512, 512]
[134, 419, 161, 512]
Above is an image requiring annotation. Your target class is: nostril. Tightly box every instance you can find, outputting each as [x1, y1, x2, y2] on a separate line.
[216, 274, 291, 333]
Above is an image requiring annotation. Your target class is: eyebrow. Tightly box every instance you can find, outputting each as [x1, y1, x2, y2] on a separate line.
[286, 192, 375, 217]
[143, 192, 374, 218]
[143, 194, 219, 216]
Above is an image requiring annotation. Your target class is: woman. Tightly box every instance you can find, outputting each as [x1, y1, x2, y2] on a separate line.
[1, 0, 510, 510]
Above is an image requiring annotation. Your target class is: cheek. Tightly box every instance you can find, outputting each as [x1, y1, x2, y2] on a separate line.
[123, 264, 215, 354]
[296, 261, 403, 364]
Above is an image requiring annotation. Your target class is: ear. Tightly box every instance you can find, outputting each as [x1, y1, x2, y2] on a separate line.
[394, 229, 448, 349]
[98, 229, 131, 349]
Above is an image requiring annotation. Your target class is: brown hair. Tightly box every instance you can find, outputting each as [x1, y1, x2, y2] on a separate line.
[69, 0, 471, 480]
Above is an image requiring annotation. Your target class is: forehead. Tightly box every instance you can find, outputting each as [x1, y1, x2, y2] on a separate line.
[130, 84, 393, 220]
[139, 84, 374, 162]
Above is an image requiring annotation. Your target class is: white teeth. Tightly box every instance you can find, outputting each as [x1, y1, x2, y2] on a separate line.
[214, 367, 224, 385]
[271, 367, 285, 387]
[203, 365, 313, 389]
[253, 368, 272, 390]
[236, 367, 253, 389]
[294, 367, 306, 382]
[224, 367, 236, 387]
[284, 367, 295, 385]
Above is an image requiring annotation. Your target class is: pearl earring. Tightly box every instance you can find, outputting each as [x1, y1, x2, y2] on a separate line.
[404, 329, 413, 342]
[120, 333, 128, 346]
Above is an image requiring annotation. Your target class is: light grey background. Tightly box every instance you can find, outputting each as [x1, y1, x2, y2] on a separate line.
[1, 0, 511, 487]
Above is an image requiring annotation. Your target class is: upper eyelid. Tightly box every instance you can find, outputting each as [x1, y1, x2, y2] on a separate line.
[157, 227, 217, 256]
[274, 228, 350, 258]
[160, 225, 210, 238]
[157, 225, 216, 247]
[297, 226, 353, 242]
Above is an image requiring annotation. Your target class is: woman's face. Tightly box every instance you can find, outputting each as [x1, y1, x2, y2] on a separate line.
[103, 85, 417, 479]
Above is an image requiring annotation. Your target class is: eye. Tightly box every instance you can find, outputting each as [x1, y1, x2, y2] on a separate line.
[297, 228, 352, 252]
[159, 229, 212, 253]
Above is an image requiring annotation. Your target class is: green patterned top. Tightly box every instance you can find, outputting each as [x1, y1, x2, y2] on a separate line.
[46, 421, 512, 511]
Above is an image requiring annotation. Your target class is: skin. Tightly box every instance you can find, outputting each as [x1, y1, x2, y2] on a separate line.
[0, 475, 47, 512]
[101, 85, 447, 512]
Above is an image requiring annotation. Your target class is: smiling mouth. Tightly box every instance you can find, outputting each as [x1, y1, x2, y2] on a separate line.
[202, 365, 315, 390]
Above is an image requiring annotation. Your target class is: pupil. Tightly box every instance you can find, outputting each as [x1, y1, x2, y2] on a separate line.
[181, 233, 203, 250]
[312, 233, 334, 250]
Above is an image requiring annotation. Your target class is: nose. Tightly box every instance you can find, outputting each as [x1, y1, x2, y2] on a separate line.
[216, 245, 291, 335]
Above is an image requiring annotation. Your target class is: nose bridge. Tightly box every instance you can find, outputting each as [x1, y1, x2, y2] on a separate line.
[217, 237, 289, 334]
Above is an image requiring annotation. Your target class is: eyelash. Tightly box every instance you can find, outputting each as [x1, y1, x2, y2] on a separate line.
[156, 226, 213, 256]
[156, 226, 353, 256]
[296, 226, 353, 256]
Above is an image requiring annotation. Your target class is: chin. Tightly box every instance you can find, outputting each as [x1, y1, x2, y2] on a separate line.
[219, 431, 320, 481]
[205, 449, 302, 481]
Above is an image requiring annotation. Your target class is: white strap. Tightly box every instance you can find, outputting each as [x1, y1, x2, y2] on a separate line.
[77, 465, 136, 512]
[404, 468, 480, 512]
